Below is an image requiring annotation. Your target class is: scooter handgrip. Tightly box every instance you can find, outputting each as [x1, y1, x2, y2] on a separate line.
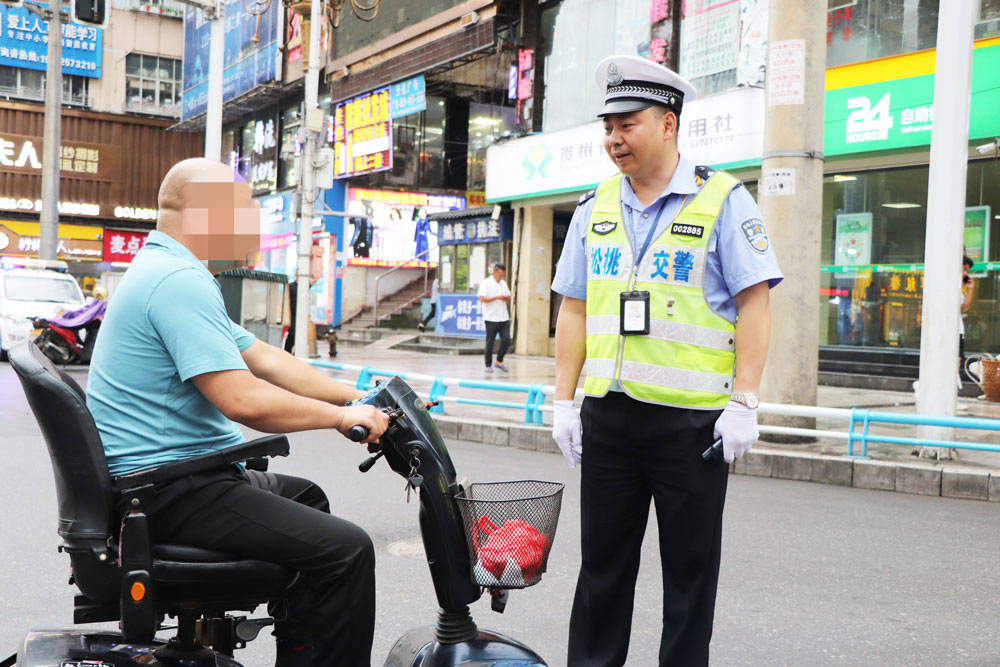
[348, 425, 369, 442]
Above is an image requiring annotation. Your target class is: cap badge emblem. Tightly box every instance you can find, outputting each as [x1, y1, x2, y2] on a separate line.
[607, 62, 624, 87]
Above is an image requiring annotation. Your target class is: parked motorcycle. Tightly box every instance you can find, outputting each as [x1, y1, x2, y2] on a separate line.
[32, 298, 106, 364]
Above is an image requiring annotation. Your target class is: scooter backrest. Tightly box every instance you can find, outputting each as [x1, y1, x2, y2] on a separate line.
[9, 343, 114, 543]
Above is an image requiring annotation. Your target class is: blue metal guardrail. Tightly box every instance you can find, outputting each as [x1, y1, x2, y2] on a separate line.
[312, 360, 1000, 454]
[311, 361, 549, 424]
[847, 408, 1000, 458]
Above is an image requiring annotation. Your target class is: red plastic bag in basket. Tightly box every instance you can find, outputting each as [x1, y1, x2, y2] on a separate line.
[477, 517, 550, 582]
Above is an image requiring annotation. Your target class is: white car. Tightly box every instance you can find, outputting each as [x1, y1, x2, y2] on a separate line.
[0, 260, 86, 361]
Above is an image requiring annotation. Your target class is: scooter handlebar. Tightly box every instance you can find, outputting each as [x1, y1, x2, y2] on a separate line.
[347, 424, 369, 442]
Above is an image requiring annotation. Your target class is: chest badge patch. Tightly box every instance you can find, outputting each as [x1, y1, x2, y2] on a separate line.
[671, 223, 704, 238]
[592, 221, 617, 235]
[740, 218, 770, 253]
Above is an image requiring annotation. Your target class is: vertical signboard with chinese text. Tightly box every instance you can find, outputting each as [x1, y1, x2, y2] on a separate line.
[0, 3, 102, 77]
[330, 87, 392, 178]
[181, 0, 280, 120]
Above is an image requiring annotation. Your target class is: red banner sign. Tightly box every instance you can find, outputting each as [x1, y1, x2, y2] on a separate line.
[103, 229, 147, 263]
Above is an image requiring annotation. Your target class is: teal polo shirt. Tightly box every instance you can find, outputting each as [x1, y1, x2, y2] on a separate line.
[87, 231, 256, 476]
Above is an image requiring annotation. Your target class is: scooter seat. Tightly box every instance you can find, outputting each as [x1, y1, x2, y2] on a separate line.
[150, 545, 297, 601]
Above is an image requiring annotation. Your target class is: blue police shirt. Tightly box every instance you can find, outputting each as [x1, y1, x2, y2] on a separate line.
[551, 155, 783, 323]
[87, 231, 256, 476]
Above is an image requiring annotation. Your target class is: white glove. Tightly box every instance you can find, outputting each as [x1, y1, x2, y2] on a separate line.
[713, 400, 759, 464]
[552, 400, 583, 468]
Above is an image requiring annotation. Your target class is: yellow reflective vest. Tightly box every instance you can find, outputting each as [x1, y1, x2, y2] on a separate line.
[583, 170, 740, 409]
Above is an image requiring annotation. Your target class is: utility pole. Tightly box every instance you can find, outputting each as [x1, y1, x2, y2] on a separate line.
[292, 0, 324, 358]
[27, 1, 65, 261]
[757, 0, 826, 436]
[915, 0, 977, 456]
[203, 1, 225, 160]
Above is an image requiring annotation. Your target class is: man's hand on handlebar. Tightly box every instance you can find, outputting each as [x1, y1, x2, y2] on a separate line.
[338, 405, 389, 444]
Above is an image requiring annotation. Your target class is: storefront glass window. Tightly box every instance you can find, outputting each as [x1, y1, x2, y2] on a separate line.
[467, 103, 517, 192]
[820, 159, 1000, 353]
[541, 0, 650, 132]
[348, 95, 447, 190]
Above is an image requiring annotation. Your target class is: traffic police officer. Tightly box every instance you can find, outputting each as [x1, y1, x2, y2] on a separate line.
[551, 55, 782, 666]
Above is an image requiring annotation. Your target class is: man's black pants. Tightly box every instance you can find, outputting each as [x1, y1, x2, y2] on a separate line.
[146, 466, 375, 666]
[484, 320, 510, 367]
[568, 392, 729, 667]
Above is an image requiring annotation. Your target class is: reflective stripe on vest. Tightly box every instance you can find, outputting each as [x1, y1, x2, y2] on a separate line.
[583, 170, 740, 409]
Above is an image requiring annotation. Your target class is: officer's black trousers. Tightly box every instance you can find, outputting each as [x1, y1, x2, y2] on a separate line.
[568, 392, 728, 667]
[145, 466, 375, 667]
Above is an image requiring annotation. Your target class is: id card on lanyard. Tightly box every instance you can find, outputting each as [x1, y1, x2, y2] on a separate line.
[618, 196, 672, 336]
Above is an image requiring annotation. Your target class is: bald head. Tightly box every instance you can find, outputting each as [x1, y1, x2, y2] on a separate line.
[157, 158, 261, 263]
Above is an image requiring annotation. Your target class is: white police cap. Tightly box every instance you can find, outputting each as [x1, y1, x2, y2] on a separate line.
[594, 55, 697, 117]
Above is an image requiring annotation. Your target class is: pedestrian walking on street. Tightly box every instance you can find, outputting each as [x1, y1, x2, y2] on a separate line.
[417, 277, 438, 331]
[550, 55, 783, 666]
[479, 262, 512, 372]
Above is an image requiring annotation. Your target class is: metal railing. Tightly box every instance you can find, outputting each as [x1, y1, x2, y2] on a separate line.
[310, 360, 1000, 456]
[371, 248, 434, 326]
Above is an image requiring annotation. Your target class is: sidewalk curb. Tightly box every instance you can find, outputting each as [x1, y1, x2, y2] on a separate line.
[433, 416, 1000, 502]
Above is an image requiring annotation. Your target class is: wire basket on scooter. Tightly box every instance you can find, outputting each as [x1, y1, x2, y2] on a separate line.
[455, 480, 564, 589]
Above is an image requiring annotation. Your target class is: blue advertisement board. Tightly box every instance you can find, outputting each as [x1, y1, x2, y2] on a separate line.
[0, 3, 102, 78]
[390, 75, 426, 118]
[181, 0, 279, 120]
[437, 293, 485, 337]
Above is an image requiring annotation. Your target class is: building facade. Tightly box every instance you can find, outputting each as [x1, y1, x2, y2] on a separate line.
[0, 0, 200, 291]
[486, 0, 1000, 372]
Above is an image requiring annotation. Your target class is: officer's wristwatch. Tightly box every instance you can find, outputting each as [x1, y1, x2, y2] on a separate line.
[730, 392, 759, 409]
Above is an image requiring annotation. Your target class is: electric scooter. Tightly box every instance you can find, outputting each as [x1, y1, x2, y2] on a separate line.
[32, 298, 106, 364]
[7, 375, 562, 667]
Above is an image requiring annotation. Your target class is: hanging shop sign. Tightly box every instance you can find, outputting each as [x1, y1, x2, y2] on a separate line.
[824, 41, 1000, 156]
[103, 229, 148, 263]
[834, 212, 872, 267]
[181, 0, 280, 120]
[390, 75, 426, 118]
[0, 3, 102, 77]
[330, 87, 392, 178]
[437, 215, 512, 246]
[436, 293, 485, 337]
[0, 220, 102, 261]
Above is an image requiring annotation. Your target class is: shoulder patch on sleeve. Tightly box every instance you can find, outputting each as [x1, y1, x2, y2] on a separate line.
[740, 218, 770, 254]
[577, 189, 596, 207]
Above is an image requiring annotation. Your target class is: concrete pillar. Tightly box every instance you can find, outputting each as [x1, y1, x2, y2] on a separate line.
[513, 205, 553, 356]
[757, 0, 827, 434]
[915, 0, 977, 455]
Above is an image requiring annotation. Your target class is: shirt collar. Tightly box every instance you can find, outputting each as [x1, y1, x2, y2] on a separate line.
[144, 230, 208, 271]
[620, 154, 699, 211]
